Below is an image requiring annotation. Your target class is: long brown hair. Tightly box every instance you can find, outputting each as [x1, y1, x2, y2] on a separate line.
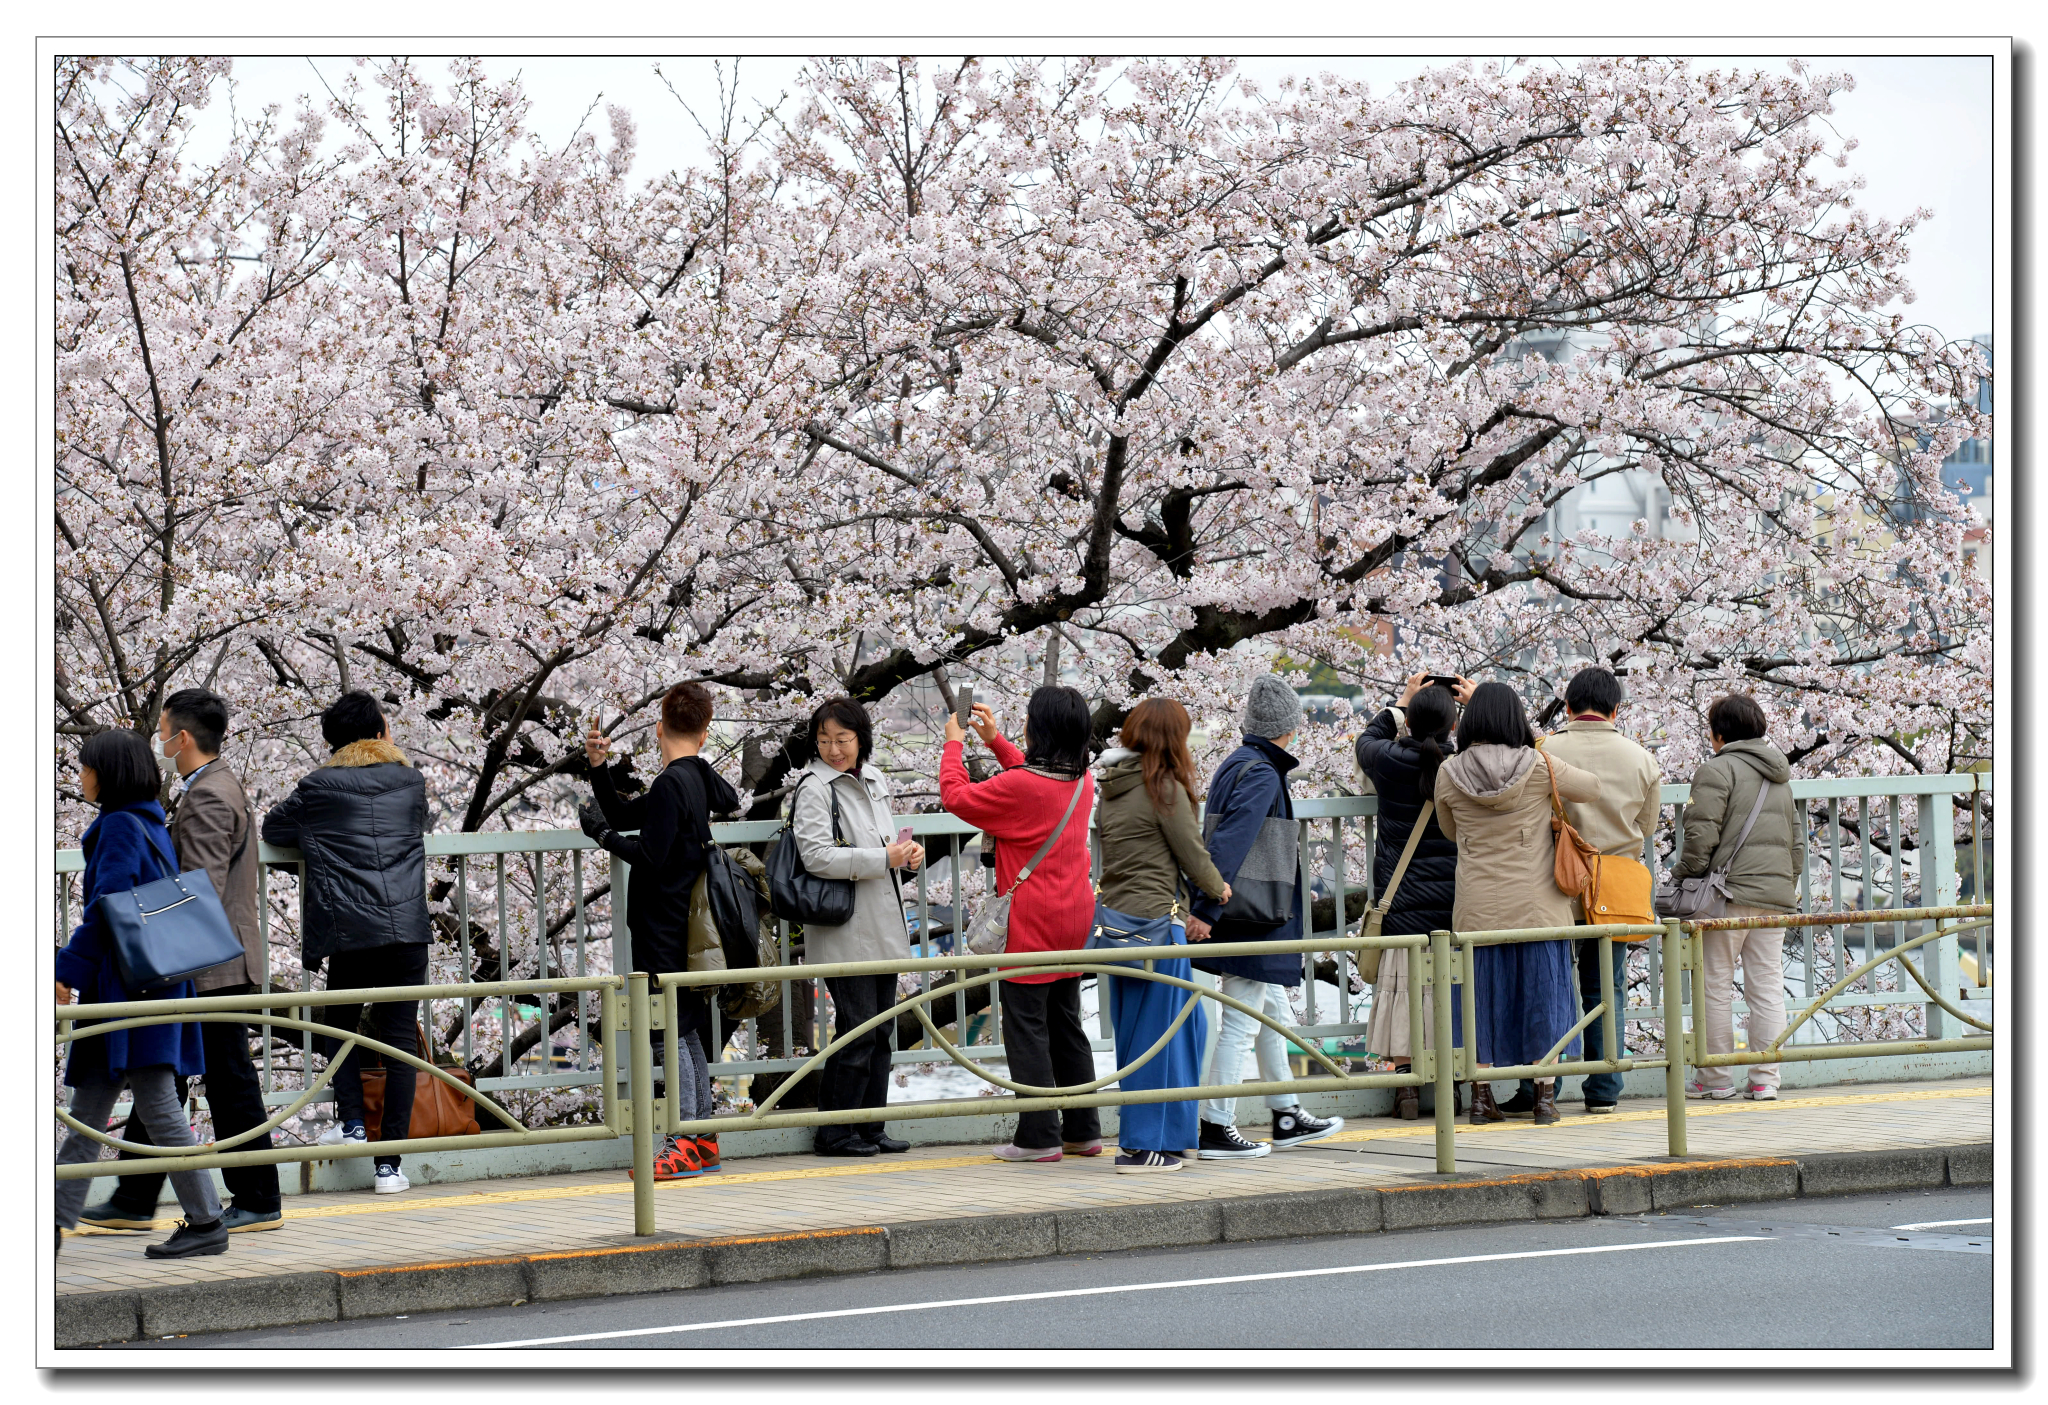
[1119, 698, 1200, 815]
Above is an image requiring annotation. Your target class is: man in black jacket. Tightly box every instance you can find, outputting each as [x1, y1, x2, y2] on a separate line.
[581, 680, 741, 1180]
[263, 692, 430, 1196]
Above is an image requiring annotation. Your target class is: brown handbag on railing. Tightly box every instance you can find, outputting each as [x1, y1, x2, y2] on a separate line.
[359, 1022, 483, 1141]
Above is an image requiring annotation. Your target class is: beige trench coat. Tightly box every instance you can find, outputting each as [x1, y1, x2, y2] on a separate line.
[1434, 744, 1599, 934]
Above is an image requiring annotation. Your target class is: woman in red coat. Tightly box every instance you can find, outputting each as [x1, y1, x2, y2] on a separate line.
[941, 686, 1099, 1162]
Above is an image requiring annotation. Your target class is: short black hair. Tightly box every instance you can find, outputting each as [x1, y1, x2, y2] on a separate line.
[322, 691, 387, 752]
[163, 687, 229, 756]
[81, 728, 161, 807]
[1564, 667, 1624, 718]
[809, 695, 873, 768]
[1707, 694, 1768, 745]
[1456, 682, 1536, 750]
[1022, 685, 1092, 776]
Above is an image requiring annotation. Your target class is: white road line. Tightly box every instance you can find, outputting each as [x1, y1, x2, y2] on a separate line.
[1890, 1217, 1993, 1231]
[458, 1235, 1770, 1350]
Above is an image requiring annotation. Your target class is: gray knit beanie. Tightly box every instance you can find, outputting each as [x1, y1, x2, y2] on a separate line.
[1242, 674, 1303, 740]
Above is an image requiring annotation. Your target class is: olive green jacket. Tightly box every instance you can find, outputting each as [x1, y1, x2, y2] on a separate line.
[1675, 740, 1802, 911]
[1093, 750, 1227, 920]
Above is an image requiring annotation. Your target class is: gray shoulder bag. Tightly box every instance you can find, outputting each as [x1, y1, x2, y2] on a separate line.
[1654, 775, 1774, 921]
[963, 779, 1087, 957]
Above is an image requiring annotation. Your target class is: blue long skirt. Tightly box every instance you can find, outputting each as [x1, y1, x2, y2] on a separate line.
[1108, 950, 1209, 1153]
[1472, 938, 1581, 1067]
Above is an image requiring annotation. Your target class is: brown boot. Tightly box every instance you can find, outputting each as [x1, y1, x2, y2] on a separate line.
[1469, 1080, 1504, 1125]
[1533, 1081, 1559, 1126]
[1394, 1086, 1420, 1121]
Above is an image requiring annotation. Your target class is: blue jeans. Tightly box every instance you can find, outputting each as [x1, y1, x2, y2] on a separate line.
[1516, 937, 1629, 1106]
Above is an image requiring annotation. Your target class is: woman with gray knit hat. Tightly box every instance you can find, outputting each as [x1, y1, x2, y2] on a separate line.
[1190, 674, 1344, 1158]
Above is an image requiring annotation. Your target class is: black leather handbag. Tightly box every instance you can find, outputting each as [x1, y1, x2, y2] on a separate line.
[765, 773, 857, 926]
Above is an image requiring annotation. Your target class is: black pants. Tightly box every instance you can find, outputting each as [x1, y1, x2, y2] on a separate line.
[999, 976, 1101, 1150]
[816, 974, 896, 1149]
[316, 944, 429, 1164]
[107, 983, 281, 1216]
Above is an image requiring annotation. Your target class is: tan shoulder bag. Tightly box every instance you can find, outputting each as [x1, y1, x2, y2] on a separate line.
[1360, 801, 1434, 985]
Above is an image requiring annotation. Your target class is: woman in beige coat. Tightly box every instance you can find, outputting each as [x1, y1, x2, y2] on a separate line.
[1434, 683, 1598, 1127]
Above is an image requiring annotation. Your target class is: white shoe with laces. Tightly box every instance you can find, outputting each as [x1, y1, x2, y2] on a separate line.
[319, 1121, 368, 1147]
[374, 1165, 409, 1195]
[1744, 1084, 1779, 1101]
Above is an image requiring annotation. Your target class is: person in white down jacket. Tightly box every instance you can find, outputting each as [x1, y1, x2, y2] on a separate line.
[791, 696, 925, 1157]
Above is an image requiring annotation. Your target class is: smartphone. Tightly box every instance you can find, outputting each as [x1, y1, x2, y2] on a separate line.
[955, 684, 975, 730]
[1423, 674, 1463, 692]
[896, 826, 914, 846]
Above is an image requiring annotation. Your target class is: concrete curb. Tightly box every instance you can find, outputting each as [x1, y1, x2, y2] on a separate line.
[54, 1143, 1991, 1348]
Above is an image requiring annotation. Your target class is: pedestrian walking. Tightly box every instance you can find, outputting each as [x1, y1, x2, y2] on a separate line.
[581, 681, 741, 1178]
[1094, 699, 1231, 1172]
[1674, 694, 1802, 1102]
[1192, 675, 1344, 1158]
[263, 692, 431, 1194]
[82, 689, 282, 1234]
[939, 686, 1101, 1163]
[791, 696, 924, 1158]
[1518, 666, 1664, 1116]
[1354, 674, 1468, 1119]
[55, 728, 227, 1259]
[1433, 682, 1599, 1126]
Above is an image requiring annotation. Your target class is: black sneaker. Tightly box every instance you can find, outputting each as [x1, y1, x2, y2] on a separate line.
[1196, 1122, 1271, 1159]
[221, 1203, 284, 1233]
[1498, 1088, 1538, 1119]
[1113, 1149, 1183, 1174]
[1270, 1108, 1345, 1148]
[76, 1203, 160, 1232]
[145, 1218, 229, 1259]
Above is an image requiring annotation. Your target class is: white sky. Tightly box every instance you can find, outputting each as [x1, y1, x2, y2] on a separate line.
[188, 52, 1992, 348]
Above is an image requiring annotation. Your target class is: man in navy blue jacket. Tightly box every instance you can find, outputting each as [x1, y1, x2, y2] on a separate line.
[1191, 675, 1345, 1159]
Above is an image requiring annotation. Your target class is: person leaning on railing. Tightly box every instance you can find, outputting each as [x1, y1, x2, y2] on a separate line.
[581, 681, 741, 1181]
[262, 691, 430, 1196]
[1353, 674, 1470, 1120]
[82, 688, 282, 1235]
[54, 728, 228, 1261]
[1434, 683, 1598, 1127]
[792, 695, 925, 1159]
[1514, 666, 1664, 1118]
[940, 685, 1102, 1164]
[1093, 698, 1231, 1173]
[1676, 694, 1801, 1104]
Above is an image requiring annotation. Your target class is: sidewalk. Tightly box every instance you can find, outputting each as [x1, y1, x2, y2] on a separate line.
[54, 1077, 1992, 1344]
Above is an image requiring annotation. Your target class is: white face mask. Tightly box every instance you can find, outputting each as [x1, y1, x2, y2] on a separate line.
[154, 731, 182, 766]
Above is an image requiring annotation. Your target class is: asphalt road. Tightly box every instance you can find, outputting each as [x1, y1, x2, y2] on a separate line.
[130, 1186, 1993, 1353]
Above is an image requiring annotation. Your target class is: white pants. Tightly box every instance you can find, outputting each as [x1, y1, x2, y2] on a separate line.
[1199, 975, 1299, 1125]
[1698, 902, 1787, 1091]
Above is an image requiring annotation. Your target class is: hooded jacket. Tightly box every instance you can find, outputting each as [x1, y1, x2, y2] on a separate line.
[1353, 708, 1458, 936]
[56, 800, 206, 1085]
[1094, 747, 1228, 922]
[1192, 734, 1304, 987]
[789, 755, 912, 966]
[262, 738, 430, 972]
[590, 753, 742, 979]
[1434, 743, 1599, 934]
[1674, 739, 1802, 910]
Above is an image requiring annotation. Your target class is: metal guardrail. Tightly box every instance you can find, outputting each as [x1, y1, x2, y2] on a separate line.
[54, 904, 1991, 1235]
[48, 767, 1996, 1129]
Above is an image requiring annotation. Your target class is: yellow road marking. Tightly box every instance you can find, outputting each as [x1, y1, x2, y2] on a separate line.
[1325, 1084, 1992, 1144]
[79, 1084, 1990, 1232]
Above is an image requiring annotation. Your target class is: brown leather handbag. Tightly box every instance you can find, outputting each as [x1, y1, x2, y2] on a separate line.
[359, 1022, 483, 1141]
[1535, 741, 1655, 935]
[1534, 741, 1600, 901]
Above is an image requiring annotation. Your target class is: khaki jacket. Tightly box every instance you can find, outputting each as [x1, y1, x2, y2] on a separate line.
[1675, 740, 1801, 911]
[1435, 744, 1598, 934]
[1539, 720, 1664, 857]
[171, 761, 263, 992]
[1093, 749, 1227, 920]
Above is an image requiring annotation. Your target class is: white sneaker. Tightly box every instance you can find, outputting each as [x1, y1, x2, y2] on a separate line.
[374, 1166, 409, 1195]
[1683, 1080, 1738, 1101]
[319, 1122, 368, 1146]
[1744, 1084, 1779, 1101]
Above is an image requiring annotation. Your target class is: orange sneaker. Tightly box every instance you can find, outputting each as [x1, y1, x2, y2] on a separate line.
[629, 1136, 707, 1181]
[694, 1135, 722, 1172]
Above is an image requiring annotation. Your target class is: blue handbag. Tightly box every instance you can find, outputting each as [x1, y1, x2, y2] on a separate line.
[1086, 902, 1184, 954]
[95, 826, 246, 995]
